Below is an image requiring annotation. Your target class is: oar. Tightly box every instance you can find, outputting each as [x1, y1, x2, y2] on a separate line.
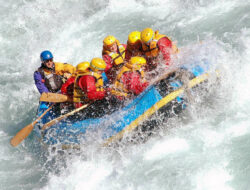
[40, 92, 72, 103]
[103, 72, 210, 146]
[10, 104, 54, 147]
[40, 67, 178, 103]
[42, 103, 89, 131]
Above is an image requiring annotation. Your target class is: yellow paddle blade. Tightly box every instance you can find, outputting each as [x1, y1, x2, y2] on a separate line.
[40, 92, 72, 103]
[10, 123, 34, 147]
[10, 104, 54, 147]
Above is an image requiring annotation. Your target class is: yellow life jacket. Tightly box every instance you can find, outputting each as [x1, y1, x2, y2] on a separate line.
[104, 44, 126, 65]
[111, 65, 145, 97]
[142, 31, 167, 58]
[54, 62, 76, 75]
[73, 71, 104, 103]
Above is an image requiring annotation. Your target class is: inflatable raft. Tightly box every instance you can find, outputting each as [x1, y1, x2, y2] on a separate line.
[34, 60, 218, 148]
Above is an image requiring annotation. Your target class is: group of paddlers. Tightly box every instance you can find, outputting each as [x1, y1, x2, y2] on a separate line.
[34, 27, 178, 118]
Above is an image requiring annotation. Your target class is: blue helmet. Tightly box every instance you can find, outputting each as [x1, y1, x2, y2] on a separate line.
[40, 50, 53, 62]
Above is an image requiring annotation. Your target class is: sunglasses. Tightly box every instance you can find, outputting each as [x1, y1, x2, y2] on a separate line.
[44, 58, 53, 63]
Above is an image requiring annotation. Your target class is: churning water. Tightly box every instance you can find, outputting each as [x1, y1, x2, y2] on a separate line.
[1, 0, 250, 189]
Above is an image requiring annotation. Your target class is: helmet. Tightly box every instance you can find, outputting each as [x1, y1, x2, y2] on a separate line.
[128, 31, 141, 44]
[40, 50, 53, 62]
[126, 56, 146, 69]
[76, 62, 90, 73]
[90, 58, 106, 71]
[103, 35, 117, 46]
[141, 28, 155, 44]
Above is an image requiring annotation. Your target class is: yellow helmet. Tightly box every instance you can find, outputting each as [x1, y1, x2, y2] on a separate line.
[141, 28, 155, 44]
[76, 62, 90, 73]
[103, 35, 117, 46]
[126, 56, 146, 69]
[90, 58, 106, 71]
[128, 31, 141, 44]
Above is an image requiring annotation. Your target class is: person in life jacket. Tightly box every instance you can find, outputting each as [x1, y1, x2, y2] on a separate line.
[102, 35, 127, 83]
[73, 58, 107, 108]
[111, 56, 149, 100]
[61, 61, 90, 98]
[141, 28, 178, 71]
[34, 50, 76, 94]
[125, 31, 143, 61]
[59, 61, 90, 113]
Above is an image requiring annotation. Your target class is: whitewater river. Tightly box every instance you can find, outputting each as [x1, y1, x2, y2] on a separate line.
[1, 0, 250, 189]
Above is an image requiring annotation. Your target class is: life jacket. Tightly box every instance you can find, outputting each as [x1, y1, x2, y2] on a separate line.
[103, 44, 126, 66]
[37, 64, 63, 93]
[142, 31, 169, 58]
[111, 65, 146, 98]
[73, 71, 104, 103]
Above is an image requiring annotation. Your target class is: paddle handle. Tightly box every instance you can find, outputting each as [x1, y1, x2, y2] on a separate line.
[10, 104, 54, 147]
[42, 104, 89, 130]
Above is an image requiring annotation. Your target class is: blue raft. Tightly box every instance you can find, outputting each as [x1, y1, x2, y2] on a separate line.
[34, 60, 217, 147]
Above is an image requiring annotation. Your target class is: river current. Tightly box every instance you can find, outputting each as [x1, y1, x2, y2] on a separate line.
[0, 0, 250, 189]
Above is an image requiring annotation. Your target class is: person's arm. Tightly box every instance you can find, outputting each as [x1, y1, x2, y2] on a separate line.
[55, 62, 76, 76]
[78, 76, 106, 100]
[34, 71, 49, 94]
[103, 55, 113, 73]
[158, 37, 173, 65]
[61, 77, 75, 96]
[102, 72, 109, 87]
[122, 72, 149, 95]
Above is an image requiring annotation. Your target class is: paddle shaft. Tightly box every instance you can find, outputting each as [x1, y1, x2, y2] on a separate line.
[32, 104, 55, 125]
[42, 103, 89, 130]
[10, 104, 54, 147]
[103, 73, 210, 146]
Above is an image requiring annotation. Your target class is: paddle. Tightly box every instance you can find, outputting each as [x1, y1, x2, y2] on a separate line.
[41, 103, 90, 131]
[103, 72, 210, 146]
[40, 64, 185, 131]
[40, 92, 72, 103]
[10, 104, 54, 147]
[40, 65, 181, 103]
